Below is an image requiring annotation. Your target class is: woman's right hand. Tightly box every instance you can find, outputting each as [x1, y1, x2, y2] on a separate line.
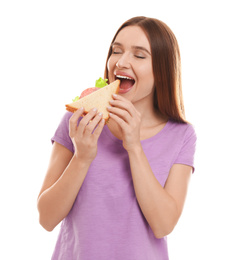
[69, 107, 105, 163]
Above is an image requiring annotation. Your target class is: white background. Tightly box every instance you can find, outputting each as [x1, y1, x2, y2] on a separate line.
[1, 0, 230, 259]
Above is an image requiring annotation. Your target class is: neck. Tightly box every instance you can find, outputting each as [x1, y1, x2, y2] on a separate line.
[132, 95, 168, 128]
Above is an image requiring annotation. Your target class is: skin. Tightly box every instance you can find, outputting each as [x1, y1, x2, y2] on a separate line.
[37, 26, 192, 238]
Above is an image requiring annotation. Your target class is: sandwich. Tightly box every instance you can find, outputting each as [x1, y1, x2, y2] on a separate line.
[65, 78, 120, 121]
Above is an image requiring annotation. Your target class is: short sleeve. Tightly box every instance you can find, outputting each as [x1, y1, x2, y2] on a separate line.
[174, 124, 197, 173]
[51, 111, 74, 153]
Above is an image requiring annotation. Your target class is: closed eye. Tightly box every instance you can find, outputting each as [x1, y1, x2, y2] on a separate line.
[111, 42, 123, 55]
[112, 51, 122, 54]
[134, 55, 145, 59]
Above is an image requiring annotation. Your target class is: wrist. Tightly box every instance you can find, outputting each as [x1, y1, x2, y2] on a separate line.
[71, 153, 94, 169]
[126, 142, 143, 156]
[74, 151, 96, 165]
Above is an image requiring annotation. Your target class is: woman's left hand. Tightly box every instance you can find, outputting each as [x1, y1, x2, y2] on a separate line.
[107, 94, 141, 152]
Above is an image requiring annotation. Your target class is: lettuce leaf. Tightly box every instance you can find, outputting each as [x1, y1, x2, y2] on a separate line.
[72, 96, 80, 102]
[95, 77, 108, 88]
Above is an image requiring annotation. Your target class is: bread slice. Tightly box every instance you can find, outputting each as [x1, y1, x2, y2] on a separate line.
[65, 80, 120, 121]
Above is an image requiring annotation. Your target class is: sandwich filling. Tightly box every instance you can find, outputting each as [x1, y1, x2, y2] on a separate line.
[116, 75, 135, 94]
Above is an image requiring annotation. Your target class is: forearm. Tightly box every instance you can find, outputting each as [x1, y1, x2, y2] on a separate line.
[37, 155, 91, 231]
[128, 145, 178, 238]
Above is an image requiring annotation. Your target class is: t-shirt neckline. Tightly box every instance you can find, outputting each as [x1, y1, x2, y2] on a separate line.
[104, 120, 170, 144]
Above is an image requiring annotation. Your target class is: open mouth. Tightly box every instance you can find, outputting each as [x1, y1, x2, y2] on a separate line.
[115, 75, 135, 94]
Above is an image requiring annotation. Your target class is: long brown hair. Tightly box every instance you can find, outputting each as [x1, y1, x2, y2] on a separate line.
[104, 16, 186, 123]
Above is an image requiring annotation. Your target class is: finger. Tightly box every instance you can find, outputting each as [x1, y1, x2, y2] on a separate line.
[92, 117, 105, 138]
[77, 108, 98, 135]
[84, 112, 103, 135]
[112, 93, 128, 102]
[109, 99, 137, 118]
[112, 93, 135, 105]
[69, 108, 84, 135]
[108, 112, 127, 128]
[107, 106, 131, 123]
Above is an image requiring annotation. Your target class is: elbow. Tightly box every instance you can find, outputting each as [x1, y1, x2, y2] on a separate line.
[39, 214, 56, 232]
[37, 202, 56, 232]
[150, 218, 178, 239]
[153, 226, 175, 239]
[153, 205, 180, 239]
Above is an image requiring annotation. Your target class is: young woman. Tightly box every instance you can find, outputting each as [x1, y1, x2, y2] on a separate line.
[37, 16, 197, 260]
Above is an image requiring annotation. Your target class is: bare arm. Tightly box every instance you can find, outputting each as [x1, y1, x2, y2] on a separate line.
[37, 143, 91, 231]
[128, 145, 191, 238]
[37, 108, 104, 231]
[108, 94, 192, 238]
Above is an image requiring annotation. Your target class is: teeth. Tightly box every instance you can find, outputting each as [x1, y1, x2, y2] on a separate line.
[116, 75, 134, 80]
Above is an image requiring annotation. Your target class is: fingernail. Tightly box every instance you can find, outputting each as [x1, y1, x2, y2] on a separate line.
[93, 108, 97, 112]
[98, 112, 103, 117]
[79, 107, 84, 110]
[109, 100, 114, 104]
[112, 94, 117, 97]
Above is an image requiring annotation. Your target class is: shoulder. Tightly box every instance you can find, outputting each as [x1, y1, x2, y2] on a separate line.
[51, 111, 74, 153]
[164, 121, 197, 153]
[168, 121, 197, 172]
[167, 120, 196, 139]
[56, 111, 79, 130]
[60, 111, 73, 125]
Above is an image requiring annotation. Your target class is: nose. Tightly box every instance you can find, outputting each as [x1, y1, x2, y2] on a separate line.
[116, 52, 131, 69]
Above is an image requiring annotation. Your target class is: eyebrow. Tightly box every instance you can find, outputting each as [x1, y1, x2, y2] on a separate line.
[111, 42, 151, 55]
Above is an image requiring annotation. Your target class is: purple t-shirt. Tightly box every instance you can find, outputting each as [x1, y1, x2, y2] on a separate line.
[51, 112, 197, 260]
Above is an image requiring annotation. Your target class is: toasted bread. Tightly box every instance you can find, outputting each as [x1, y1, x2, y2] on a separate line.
[65, 80, 120, 121]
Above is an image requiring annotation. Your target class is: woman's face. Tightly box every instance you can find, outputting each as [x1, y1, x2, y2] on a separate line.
[107, 25, 154, 104]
